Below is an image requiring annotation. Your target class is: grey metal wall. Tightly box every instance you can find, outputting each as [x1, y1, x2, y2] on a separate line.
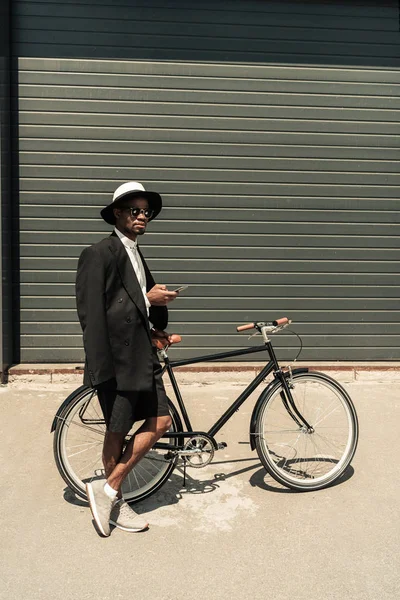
[1, 0, 13, 379]
[13, 0, 400, 362]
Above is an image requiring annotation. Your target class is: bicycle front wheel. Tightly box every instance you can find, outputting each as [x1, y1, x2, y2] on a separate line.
[53, 387, 181, 503]
[255, 372, 358, 491]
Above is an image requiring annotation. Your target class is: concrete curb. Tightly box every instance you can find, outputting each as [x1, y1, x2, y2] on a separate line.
[6, 361, 400, 385]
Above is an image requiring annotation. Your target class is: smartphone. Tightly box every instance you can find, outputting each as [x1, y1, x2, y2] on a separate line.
[173, 285, 189, 293]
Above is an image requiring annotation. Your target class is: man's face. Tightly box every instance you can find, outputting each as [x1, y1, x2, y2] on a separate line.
[113, 197, 151, 239]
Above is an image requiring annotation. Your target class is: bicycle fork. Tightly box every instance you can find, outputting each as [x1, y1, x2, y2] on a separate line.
[275, 369, 314, 433]
[263, 334, 314, 434]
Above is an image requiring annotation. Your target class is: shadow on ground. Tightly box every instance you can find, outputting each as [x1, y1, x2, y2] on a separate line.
[61, 456, 354, 514]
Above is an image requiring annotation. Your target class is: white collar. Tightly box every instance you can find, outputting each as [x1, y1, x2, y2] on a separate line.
[114, 227, 138, 250]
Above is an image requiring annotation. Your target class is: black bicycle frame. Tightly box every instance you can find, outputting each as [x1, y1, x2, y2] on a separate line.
[158, 339, 306, 447]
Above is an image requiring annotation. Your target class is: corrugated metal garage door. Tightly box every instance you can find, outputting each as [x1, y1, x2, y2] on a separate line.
[13, 0, 400, 362]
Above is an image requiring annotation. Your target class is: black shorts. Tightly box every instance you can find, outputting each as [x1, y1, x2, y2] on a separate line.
[96, 352, 170, 434]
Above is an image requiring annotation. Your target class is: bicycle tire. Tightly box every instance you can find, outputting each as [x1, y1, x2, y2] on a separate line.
[53, 386, 182, 503]
[254, 371, 358, 491]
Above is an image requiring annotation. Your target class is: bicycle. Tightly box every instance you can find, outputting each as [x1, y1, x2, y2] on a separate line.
[51, 317, 359, 501]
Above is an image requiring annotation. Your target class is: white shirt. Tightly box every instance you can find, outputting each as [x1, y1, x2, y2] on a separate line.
[114, 227, 152, 317]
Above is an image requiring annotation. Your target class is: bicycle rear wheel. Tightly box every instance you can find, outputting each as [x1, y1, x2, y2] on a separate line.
[255, 372, 358, 491]
[53, 387, 181, 502]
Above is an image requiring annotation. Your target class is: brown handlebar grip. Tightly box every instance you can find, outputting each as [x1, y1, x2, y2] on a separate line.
[273, 317, 289, 326]
[169, 334, 182, 344]
[237, 323, 255, 332]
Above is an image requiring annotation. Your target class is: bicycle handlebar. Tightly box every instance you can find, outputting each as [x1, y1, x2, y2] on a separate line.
[274, 317, 290, 326]
[236, 317, 290, 332]
[237, 323, 255, 332]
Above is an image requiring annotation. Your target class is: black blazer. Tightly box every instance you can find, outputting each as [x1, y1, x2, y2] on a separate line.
[75, 232, 168, 391]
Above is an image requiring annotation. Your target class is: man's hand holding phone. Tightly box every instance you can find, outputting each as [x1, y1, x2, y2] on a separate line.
[147, 284, 188, 306]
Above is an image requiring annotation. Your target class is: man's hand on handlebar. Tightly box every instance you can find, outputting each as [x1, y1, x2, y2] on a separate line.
[151, 328, 169, 341]
[151, 328, 182, 349]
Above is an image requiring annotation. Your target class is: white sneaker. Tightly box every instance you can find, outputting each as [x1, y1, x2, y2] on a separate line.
[110, 499, 149, 532]
[86, 480, 116, 537]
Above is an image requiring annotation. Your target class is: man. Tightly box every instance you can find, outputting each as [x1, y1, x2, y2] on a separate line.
[76, 181, 178, 537]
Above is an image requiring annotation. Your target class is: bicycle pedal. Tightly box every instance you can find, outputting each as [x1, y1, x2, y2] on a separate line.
[217, 442, 227, 450]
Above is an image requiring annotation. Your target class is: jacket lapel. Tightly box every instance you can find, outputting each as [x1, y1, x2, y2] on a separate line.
[108, 233, 148, 323]
[139, 246, 168, 331]
[138, 246, 155, 291]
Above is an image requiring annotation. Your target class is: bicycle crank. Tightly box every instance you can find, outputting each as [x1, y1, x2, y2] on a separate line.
[182, 434, 215, 468]
[163, 436, 227, 465]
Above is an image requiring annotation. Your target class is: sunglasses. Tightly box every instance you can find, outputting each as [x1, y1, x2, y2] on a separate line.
[122, 207, 154, 220]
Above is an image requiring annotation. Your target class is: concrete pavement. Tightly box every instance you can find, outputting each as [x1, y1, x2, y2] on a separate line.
[1, 375, 399, 600]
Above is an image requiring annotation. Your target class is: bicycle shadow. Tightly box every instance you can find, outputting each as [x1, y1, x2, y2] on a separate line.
[128, 458, 261, 515]
[61, 457, 260, 510]
[63, 487, 89, 507]
[62, 458, 356, 512]
[249, 464, 355, 493]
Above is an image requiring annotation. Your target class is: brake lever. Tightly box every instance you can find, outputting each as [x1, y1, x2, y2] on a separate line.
[248, 331, 261, 340]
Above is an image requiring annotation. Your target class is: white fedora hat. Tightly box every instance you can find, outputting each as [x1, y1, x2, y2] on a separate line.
[100, 181, 162, 225]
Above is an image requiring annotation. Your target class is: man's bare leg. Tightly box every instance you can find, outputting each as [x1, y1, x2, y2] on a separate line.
[89, 415, 171, 533]
[103, 431, 125, 478]
[102, 431, 125, 499]
[106, 415, 172, 493]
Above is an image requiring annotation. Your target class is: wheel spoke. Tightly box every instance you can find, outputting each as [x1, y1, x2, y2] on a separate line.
[54, 390, 180, 502]
[255, 374, 357, 490]
[66, 442, 102, 459]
